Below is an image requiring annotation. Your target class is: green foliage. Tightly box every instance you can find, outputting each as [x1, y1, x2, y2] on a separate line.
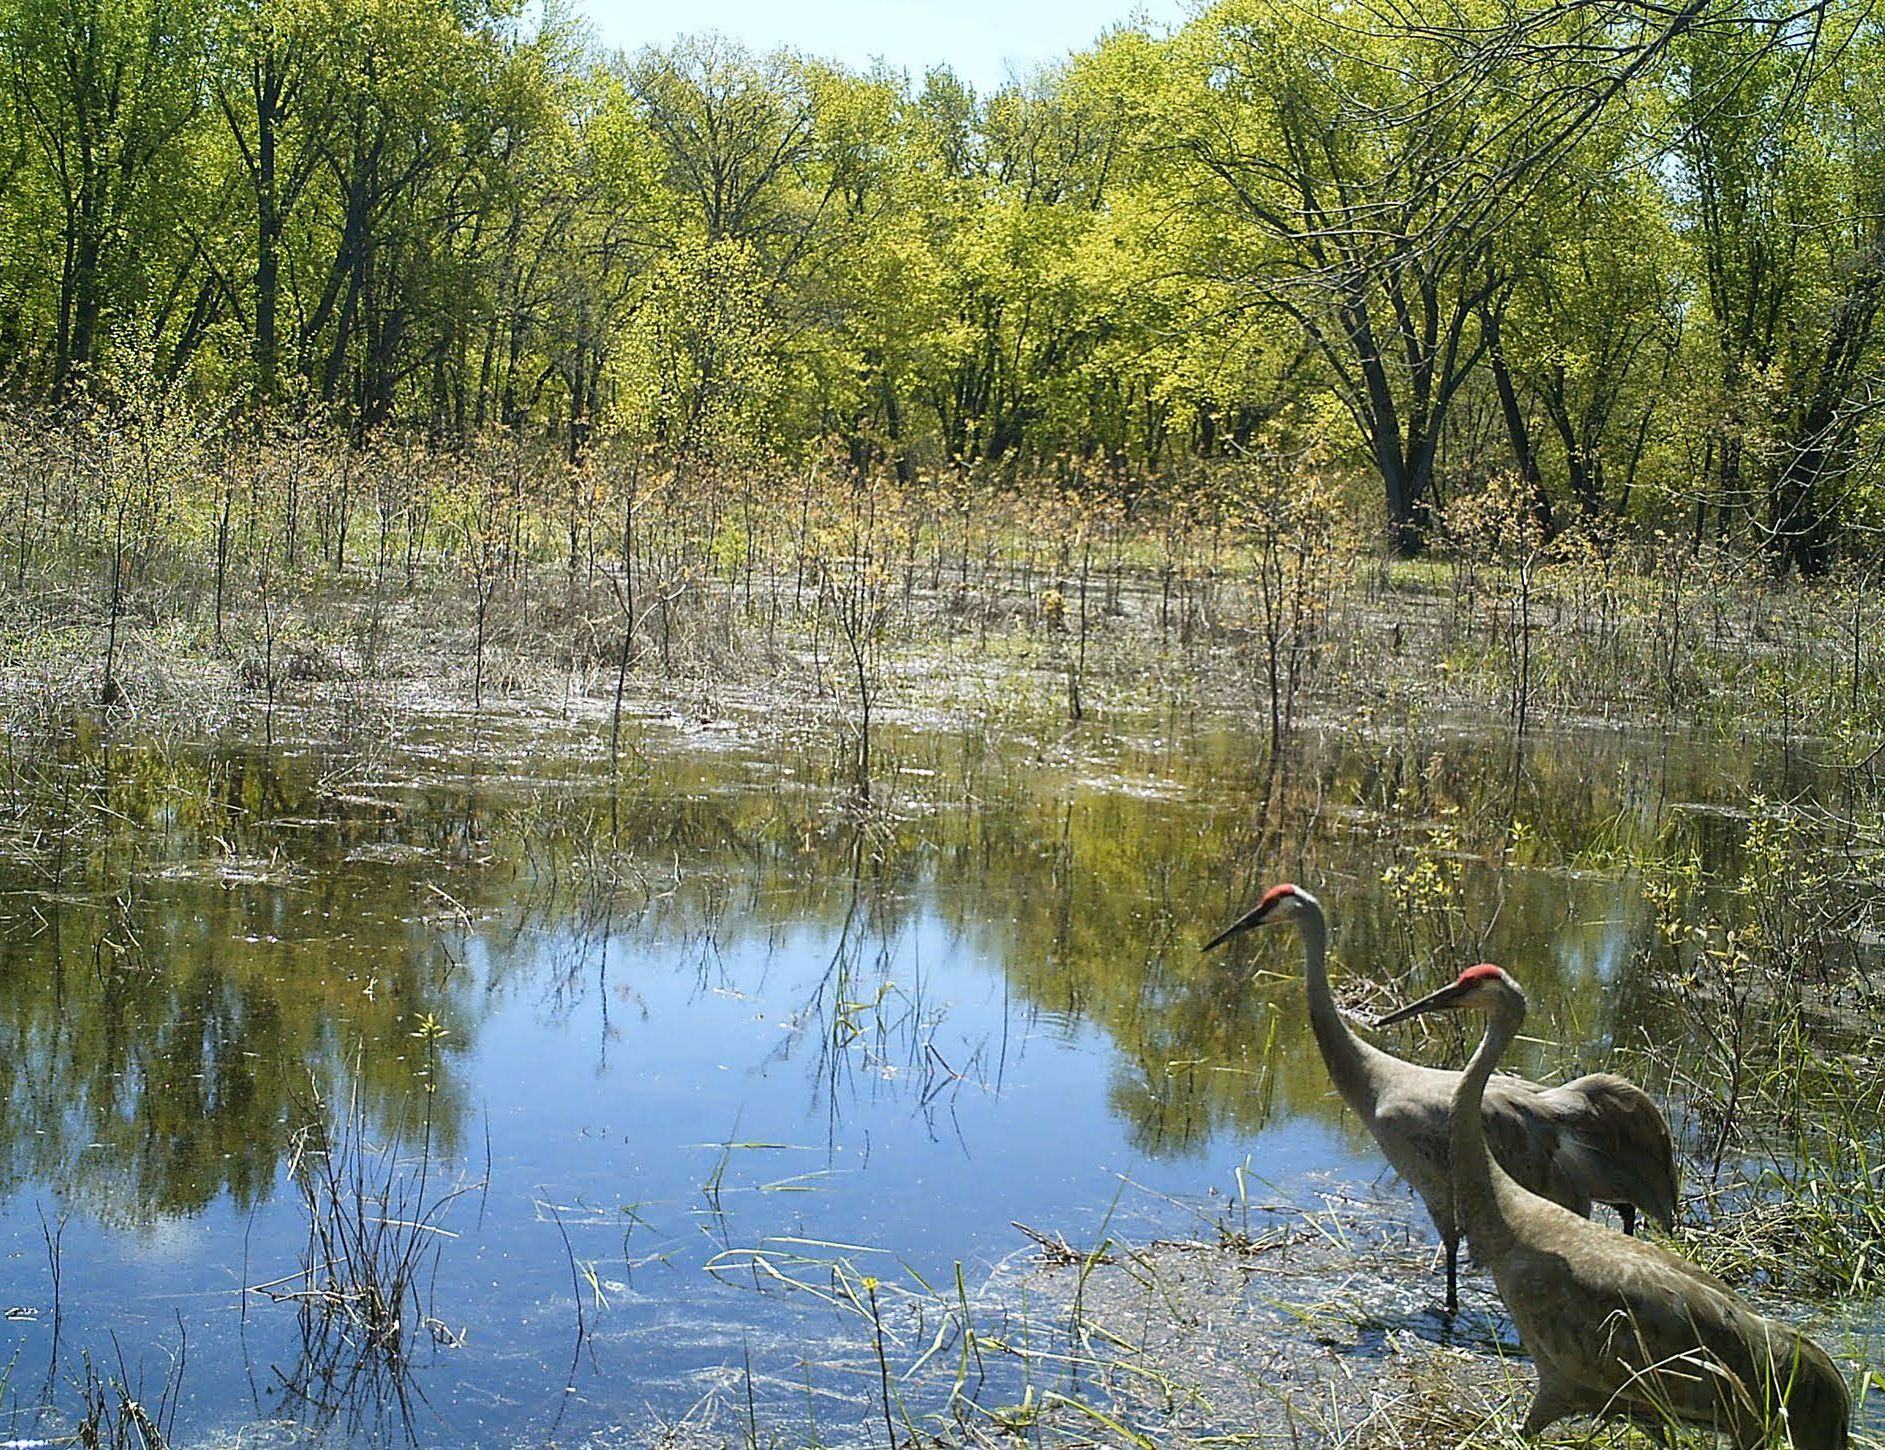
[0, 0, 1878, 563]
[1637, 785, 1885, 1295]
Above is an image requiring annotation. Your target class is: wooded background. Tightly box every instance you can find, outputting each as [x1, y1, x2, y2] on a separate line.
[0, 0, 1877, 569]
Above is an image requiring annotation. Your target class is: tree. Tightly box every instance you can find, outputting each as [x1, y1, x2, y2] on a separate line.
[2, 0, 208, 395]
[1159, 0, 1518, 551]
[296, 0, 505, 424]
[923, 61, 1131, 473]
[1672, 7, 1885, 573]
[209, 0, 337, 402]
[781, 61, 942, 474]
[1764, 18, 1885, 575]
[1483, 146, 1683, 522]
[625, 36, 813, 251]
[629, 236, 778, 464]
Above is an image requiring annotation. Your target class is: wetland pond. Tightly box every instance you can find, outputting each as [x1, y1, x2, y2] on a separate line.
[0, 699, 1872, 1446]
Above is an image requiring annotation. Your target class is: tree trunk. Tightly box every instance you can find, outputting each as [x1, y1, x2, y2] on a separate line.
[1483, 298, 1555, 537]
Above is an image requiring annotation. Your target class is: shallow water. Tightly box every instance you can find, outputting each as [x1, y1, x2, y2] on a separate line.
[0, 702, 1861, 1445]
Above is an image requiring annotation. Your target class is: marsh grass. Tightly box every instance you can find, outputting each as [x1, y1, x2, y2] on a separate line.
[6, 412, 1885, 1448]
[1671, 990, 1885, 1299]
[3, 405, 1879, 773]
[72, 1331, 186, 1450]
[250, 1062, 484, 1437]
[1628, 772, 1885, 1301]
[674, 1174, 1642, 1450]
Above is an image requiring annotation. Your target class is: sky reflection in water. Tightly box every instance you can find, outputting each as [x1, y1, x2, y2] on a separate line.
[0, 713, 1794, 1445]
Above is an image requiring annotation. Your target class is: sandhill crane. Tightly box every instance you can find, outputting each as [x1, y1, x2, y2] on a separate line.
[1204, 883, 1677, 1311]
[1377, 963, 1851, 1448]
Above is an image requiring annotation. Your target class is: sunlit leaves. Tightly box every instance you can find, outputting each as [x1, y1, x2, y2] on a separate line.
[0, 0, 1879, 560]
[620, 237, 779, 463]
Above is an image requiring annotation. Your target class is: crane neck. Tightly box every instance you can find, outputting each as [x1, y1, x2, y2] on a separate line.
[1296, 895, 1376, 1116]
[1450, 994, 1525, 1257]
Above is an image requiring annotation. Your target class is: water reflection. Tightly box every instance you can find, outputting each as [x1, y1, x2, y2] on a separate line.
[1, 714, 1781, 1212]
[0, 706, 1803, 1444]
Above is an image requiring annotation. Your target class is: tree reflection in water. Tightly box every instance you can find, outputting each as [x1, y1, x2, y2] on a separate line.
[0, 707, 1789, 1445]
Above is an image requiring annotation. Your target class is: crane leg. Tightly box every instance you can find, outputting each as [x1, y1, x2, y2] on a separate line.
[1521, 1385, 1573, 1435]
[1445, 1238, 1458, 1315]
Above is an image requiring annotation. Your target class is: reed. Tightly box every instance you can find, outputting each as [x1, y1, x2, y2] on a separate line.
[251, 1055, 484, 1437]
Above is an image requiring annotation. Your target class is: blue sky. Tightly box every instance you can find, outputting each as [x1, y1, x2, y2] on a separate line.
[578, 0, 1190, 91]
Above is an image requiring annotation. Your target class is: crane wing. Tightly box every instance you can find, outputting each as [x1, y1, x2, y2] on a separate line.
[1478, 1072, 1678, 1230]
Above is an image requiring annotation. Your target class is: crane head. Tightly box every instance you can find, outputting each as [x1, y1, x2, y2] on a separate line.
[1374, 962, 1519, 1027]
[1202, 882, 1311, 952]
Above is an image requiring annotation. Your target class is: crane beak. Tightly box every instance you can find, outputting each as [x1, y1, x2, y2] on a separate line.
[1202, 900, 1274, 952]
[1374, 978, 1474, 1028]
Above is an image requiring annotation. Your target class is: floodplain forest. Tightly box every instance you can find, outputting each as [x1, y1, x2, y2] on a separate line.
[0, 0, 1878, 574]
[0, 0, 1882, 1446]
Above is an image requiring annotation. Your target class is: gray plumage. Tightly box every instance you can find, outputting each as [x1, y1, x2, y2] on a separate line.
[1204, 882, 1678, 1311]
[1378, 963, 1850, 1448]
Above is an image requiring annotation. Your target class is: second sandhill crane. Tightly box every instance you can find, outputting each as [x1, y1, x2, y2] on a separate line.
[1204, 883, 1678, 1311]
[1378, 963, 1850, 1447]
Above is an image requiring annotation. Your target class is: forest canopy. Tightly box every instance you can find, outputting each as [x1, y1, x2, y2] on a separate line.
[0, 0, 1878, 567]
